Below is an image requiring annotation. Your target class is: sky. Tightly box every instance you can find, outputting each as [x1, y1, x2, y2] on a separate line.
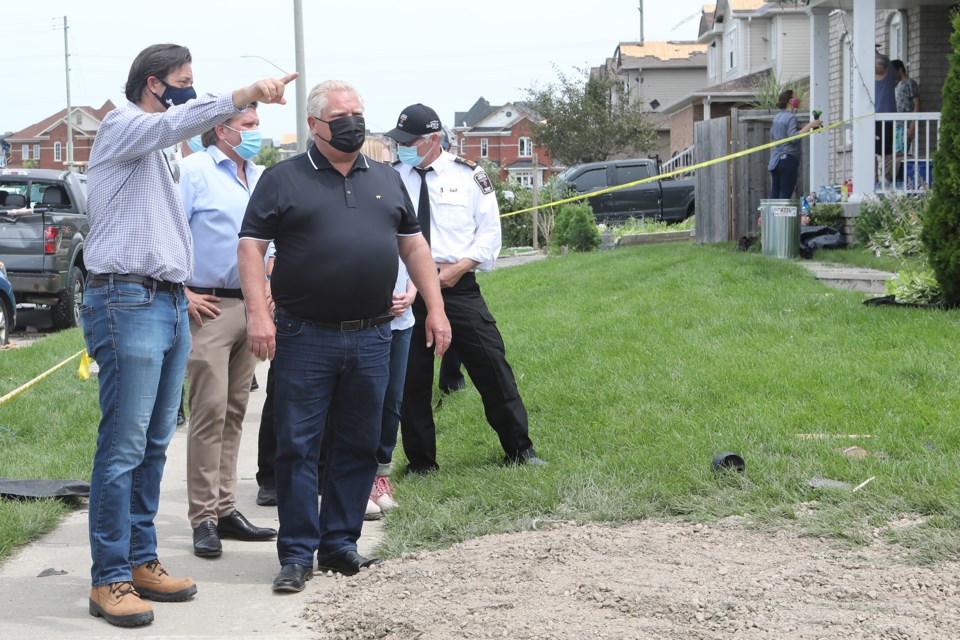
[2, 0, 709, 142]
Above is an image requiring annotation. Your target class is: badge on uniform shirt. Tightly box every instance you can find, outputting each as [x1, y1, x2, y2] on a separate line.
[474, 171, 494, 195]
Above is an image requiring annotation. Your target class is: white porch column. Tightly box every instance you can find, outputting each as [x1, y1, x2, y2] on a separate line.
[704, 96, 712, 120]
[809, 8, 830, 193]
[851, 0, 876, 201]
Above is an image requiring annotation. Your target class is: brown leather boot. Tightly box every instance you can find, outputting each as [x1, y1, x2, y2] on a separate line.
[88, 582, 154, 627]
[132, 559, 198, 602]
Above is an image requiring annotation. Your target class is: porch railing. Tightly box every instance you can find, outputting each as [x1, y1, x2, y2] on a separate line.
[874, 112, 940, 193]
[660, 145, 695, 177]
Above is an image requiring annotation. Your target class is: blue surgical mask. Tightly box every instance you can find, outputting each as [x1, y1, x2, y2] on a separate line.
[223, 125, 263, 160]
[397, 144, 427, 167]
[187, 135, 204, 153]
[154, 80, 197, 109]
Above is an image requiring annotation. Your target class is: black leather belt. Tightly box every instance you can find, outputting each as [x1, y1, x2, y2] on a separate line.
[189, 287, 243, 299]
[87, 273, 183, 292]
[275, 306, 393, 332]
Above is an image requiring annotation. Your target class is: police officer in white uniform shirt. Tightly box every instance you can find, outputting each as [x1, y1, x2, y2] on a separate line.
[385, 103, 546, 475]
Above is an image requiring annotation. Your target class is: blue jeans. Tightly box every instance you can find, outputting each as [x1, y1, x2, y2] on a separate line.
[81, 280, 190, 587]
[377, 326, 412, 471]
[273, 314, 390, 567]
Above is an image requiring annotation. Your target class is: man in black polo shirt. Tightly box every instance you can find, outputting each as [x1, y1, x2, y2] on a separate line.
[237, 80, 450, 593]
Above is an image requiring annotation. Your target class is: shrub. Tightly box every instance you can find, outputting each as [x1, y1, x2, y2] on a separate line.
[855, 192, 927, 249]
[922, 10, 960, 305]
[809, 203, 844, 229]
[552, 203, 601, 252]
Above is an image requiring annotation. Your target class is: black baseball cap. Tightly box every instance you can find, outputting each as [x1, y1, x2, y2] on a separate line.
[385, 104, 442, 144]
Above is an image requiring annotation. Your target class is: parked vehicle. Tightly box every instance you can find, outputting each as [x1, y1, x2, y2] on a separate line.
[556, 158, 695, 223]
[0, 169, 88, 329]
[0, 261, 16, 345]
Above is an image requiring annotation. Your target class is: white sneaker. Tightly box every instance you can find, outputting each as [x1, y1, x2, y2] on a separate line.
[370, 476, 397, 512]
[364, 498, 383, 521]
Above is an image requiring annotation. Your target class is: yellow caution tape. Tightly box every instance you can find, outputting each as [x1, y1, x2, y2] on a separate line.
[0, 349, 85, 407]
[500, 115, 860, 219]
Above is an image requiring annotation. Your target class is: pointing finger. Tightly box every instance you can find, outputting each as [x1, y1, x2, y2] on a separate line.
[280, 72, 299, 85]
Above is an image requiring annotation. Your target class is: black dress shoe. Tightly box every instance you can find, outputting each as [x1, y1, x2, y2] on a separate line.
[256, 484, 277, 507]
[193, 520, 222, 558]
[506, 448, 548, 467]
[403, 464, 439, 478]
[217, 510, 276, 541]
[272, 564, 312, 592]
[316, 550, 382, 576]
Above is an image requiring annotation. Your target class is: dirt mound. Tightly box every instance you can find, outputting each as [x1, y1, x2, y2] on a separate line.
[301, 519, 960, 640]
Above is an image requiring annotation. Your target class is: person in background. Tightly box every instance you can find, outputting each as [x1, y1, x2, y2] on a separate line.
[179, 105, 277, 559]
[435, 128, 467, 395]
[238, 81, 450, 593]
[386, 103, 546, 475]
[892, 59, 920, 161]
[767, 90, 821, 199]
[875, 51, 899, 182]
[82, 42, 294, 628]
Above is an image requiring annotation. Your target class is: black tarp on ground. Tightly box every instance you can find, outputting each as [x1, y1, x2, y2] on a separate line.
[0, 478, 89, 499]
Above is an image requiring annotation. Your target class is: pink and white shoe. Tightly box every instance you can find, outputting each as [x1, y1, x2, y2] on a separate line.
[370, 475, 397, 512]
[364, 498, 383, 521]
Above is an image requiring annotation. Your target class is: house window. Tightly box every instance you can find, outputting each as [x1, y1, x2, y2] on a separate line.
[33, 144, 40, 161]
[459, 136, 465, 155]
[518, 137, 532, 158]
[480, 138, 488, 157]
[514, 171, 533, 188]
[54, 141, 62, 162]
[889, 12, 905, 63]
[22, 144, 29, 160]
[707, 43, 716, 79]
[726, 26, 738, 71]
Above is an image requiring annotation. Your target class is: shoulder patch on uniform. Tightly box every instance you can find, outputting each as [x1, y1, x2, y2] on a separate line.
[453, 156, 478, 169]
[474, 170, 494, 195]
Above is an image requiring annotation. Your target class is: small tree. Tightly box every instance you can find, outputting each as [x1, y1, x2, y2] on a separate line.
[254, 145, 281, 168]
[525, 67, 657, 165]
[551, 203, 601, 252]
[921, 10, 960, 305]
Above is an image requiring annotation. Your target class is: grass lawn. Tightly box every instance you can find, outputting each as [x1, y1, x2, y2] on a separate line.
[810, 245, 912, 273]
[384, 243, 960, 563]
[0, 329, 97, 564]
[2, 244, 959, 568]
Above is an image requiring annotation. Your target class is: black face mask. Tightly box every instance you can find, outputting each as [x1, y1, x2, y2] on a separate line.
[318, 115, 366, 153]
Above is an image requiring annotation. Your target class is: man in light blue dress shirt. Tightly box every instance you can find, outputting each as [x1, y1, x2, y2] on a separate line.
[82, 42, 295, 627]
[179, 105, 277, 560]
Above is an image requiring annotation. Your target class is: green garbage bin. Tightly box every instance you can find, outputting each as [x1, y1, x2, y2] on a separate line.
[760, 199, 800, 259]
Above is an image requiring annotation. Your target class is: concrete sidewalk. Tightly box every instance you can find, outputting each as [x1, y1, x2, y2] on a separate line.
[0, 358, 383, 639]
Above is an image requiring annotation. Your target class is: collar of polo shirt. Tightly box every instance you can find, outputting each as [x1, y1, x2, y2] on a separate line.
[308, 145, 370, 173]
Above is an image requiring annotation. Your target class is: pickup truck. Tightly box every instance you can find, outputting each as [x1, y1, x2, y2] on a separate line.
[556, 158, 695, 223]
[0, 168, 88, 329]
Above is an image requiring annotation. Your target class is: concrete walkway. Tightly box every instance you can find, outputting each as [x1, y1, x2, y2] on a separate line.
[801, 261, 895, 295]
[0, 358, 383, 639]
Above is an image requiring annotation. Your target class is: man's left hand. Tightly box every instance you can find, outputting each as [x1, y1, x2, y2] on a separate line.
[438, 262, 468, 289]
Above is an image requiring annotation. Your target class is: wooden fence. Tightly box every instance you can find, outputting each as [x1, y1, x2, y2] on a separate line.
[695, 109, 810, 243]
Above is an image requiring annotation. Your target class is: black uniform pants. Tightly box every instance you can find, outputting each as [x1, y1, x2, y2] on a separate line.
[400, 273, 533, 471]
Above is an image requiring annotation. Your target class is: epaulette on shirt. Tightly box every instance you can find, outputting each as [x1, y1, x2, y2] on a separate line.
[453, 156, 478, 170]
[453, 156, 493, 194]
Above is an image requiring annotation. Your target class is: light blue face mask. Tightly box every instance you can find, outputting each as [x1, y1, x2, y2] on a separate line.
[223, 124, 263, 161]
[187, 135, 204, 153]
[397, 142, 427, 167]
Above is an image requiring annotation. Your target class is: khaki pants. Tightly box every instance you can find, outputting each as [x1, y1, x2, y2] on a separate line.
[186, 298, 257, 527]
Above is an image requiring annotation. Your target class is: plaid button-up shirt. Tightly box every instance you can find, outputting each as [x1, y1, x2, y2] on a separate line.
[85, 93, 241, 283]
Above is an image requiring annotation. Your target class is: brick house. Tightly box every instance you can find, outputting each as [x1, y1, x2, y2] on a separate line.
[3, 101, 115, 172]
[451, 98, 561, 186]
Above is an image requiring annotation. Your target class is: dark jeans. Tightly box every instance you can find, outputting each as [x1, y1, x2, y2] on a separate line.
[273, 313, 390, 566]
[769, 154, 799, 199]
[400, 273, 533, 472]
